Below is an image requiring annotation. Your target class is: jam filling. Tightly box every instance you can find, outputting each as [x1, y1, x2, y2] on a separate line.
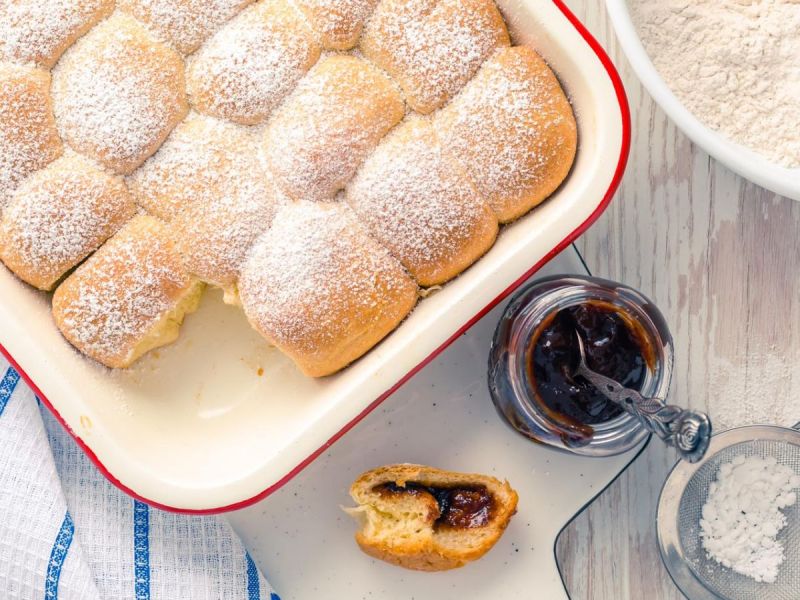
[376, 482, 494, 528]
[527, 300, 653, 443]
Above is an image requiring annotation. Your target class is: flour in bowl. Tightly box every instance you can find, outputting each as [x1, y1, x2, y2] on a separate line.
[700, 454, 800, 583]
[630, 0, 800, 168]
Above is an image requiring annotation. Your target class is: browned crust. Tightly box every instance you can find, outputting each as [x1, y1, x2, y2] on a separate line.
[349, 464, 519, 571]
[294, 0, 376, 50]
[437, 45, 578, 223]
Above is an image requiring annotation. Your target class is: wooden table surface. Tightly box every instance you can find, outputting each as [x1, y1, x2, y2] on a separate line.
[556, 1, 800, 598]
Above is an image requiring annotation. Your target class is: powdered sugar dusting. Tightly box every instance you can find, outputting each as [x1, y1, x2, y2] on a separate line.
[347, 117, 497, 285]
[129, 113, 253, 218]
[0, 0, 113, 68]
[700, 454, 800, 583]
[51, 13, 188, 174]
[117, 0, 253, 54]
[175, 189, 276, 292]
[187, 0, 320, 125]
[129, 113, 278, 289]
[0, 152, 135, 290]
[436, 47, 576, 219]
[239, 201, 415, 353]
[264, 54, 404, 201]
[0, 64, 62, 212]
[360, 0, 508, 113]
[293, 0, 377, 49]
[53, 215, 198, 366]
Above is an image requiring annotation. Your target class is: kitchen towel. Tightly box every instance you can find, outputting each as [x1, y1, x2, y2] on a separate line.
[0, 357, 280, 600]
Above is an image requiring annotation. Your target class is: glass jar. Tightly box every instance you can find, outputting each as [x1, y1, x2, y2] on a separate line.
[488, 275, 673, 457]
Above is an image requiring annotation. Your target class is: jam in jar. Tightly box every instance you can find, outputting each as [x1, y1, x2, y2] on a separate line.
[489, 275, 673, 457]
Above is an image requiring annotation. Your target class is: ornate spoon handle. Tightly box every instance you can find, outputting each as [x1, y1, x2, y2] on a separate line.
[574, 333, 712, 463]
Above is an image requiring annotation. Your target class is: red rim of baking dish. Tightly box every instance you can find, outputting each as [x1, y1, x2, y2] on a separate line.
[0, 0, 632, 515]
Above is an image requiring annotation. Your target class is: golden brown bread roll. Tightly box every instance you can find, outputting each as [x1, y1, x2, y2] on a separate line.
[436, 46, 578, 223]
[172, 157, 278, 305]
[360, 0, 509, 114]
[51, 13, 188, 174]
[130, 114, 283, 300]
[0, 63, 63, 212]
[52, 215, 204, 369]
[347, 464, 518, 571]
[187, 0, 321, 125]
[347, 117, 498, 286]
[0, 0, 113, 68]
[172, 190, 277, 304]
[117, 0, 253, 55]
[238, 201, 418, 377]
[128, 114, 261, 220]
[293, 0, 376, 50]
[0, 153, 136, 291]
[263, 54, 404, 202]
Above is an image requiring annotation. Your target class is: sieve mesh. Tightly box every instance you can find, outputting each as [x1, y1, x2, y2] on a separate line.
[677, 439, 800, 600]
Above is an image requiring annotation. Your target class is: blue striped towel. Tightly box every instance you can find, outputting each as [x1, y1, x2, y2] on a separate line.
[0, 358, 280, 600]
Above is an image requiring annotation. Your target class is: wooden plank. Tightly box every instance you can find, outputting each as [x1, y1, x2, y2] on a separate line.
[558, 1, 800, 597]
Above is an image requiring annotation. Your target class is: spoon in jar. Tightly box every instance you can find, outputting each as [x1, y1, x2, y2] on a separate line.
[573, 331, 712, 463]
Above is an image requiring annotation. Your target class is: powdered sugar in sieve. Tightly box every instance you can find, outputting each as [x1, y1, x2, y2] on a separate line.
[657, 425, 800, 600]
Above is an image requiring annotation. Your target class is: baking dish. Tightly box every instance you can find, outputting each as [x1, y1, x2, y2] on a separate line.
[0, 0, 630, 513]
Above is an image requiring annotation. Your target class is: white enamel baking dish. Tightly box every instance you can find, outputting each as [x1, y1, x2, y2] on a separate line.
[0, 0, 630, 513]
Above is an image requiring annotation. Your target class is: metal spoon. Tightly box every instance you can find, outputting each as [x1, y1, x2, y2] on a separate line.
[573, 331, 711, 463]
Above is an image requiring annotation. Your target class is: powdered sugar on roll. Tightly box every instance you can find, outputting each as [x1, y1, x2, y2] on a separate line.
[117, 0, 253, 55]
[0, 0, 113, 68]
[0, 152, 136, 290]
[436, 46, 577, 223]
[0, 64, 63, 212]
[293, 0, 377, 49]
[129, 113, 257, 219]
[52, 215, 204, 369]
[51, 13, 188, 174]
[239, 201, 418, 376]
[264, 54, 404, 202]
[187, 0, 321, 125]
[347, 117, 498, 286]
[360, 0, 509, 114]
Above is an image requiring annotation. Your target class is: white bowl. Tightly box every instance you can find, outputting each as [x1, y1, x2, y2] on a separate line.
[0, 0, 630, 513]
[606, 0, 800, 201]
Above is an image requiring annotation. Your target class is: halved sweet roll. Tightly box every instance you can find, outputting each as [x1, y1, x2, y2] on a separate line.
[347, 117, 498, 286]
[187, 0, 321, 125]
[51, 13, 188, 174]
[238, 201, 418, 377]
[52, 215, 204, 369]
[436, 46, 578, 223]
[263, 55, 404, 202]
[0, 0, 114, 68]
[117, 0, 253, 55]
[360, 0, 509, 114]
[0, 153, 136, 291]
[293, 0, 376, 50]
[0, 63, 63, 211]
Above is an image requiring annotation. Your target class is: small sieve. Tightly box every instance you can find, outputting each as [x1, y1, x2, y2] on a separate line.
[657, 425, 800, 600]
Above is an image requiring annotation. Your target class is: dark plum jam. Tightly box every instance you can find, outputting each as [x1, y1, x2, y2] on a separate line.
[526, 301, 653, 440]
[376, 482, 494, 529]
